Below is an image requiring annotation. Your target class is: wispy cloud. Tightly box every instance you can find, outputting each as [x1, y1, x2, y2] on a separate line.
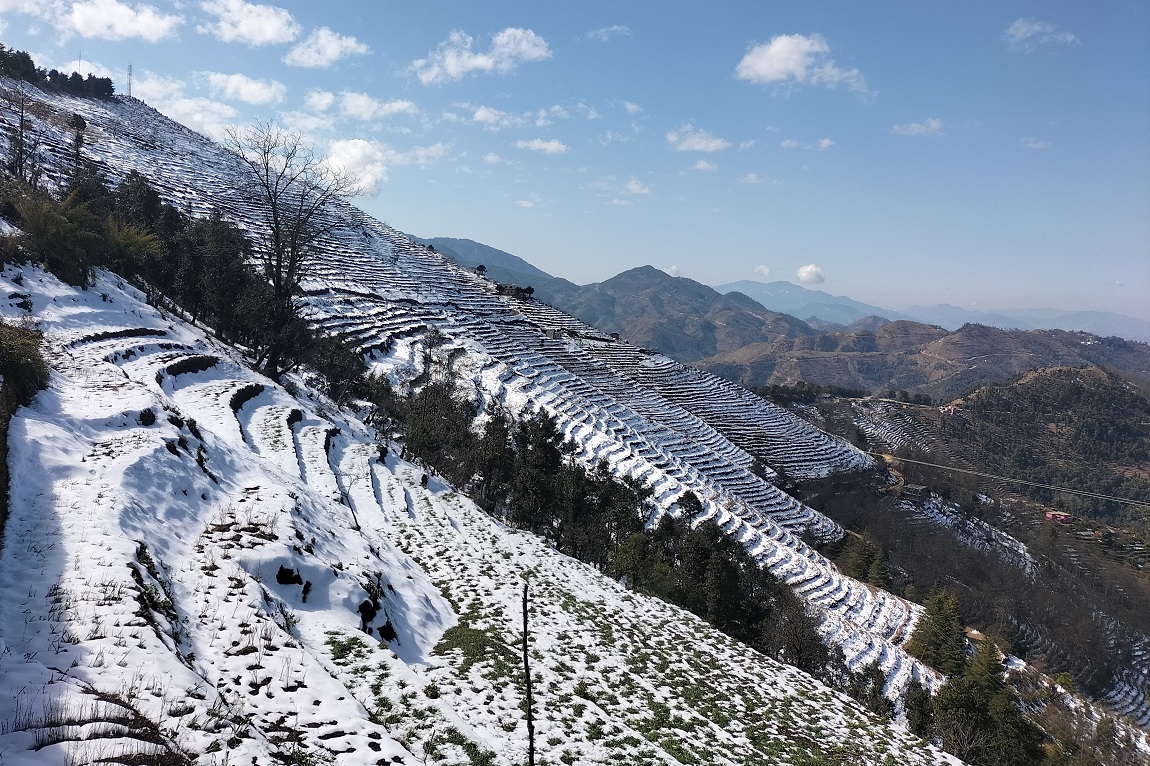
[780, 138, 834, 150]
[624, 177, 650, 195]
[891, 118, 944, 136]
[410, 28, 551, 85]
[198, 0, 297, 45]
[304, 89, 334, 111]
[1020, 137, 1052, 150]
[283, 27, 369, 68]
[754, 265, 771, 278]
[202, 72, 285, 104]
[692, 160, 717, 172]
[621, 101, 643, 115]
[133, 72, 236, 140]
[735, 33, 871, 99]
[586, 25, 631, 43]
[339, 91, 418, 121]
[325, 138, 447, 195]
[516, 138, 570, 155]
[666, 124, 731, 152]
[472, 105, 522, 130]
[69, 0, 183, 42]
[1005, 19, 1079, 52]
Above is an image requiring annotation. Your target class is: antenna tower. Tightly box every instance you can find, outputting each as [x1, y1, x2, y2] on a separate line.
[127, 64, 133, 98]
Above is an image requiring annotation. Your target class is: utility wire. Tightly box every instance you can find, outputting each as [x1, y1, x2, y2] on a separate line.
[872, 453, 1150, 509]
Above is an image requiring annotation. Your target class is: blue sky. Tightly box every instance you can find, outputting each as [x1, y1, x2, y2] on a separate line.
[2, 1, 1147, 319]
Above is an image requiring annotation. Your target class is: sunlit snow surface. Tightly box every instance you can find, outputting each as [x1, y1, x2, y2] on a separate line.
[0, 265, 960, 765]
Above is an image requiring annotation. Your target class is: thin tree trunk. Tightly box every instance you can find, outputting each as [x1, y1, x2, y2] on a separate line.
[522, 582, 535, 766]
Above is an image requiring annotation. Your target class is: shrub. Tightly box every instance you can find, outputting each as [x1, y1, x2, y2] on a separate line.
[0, 320, 49, 404]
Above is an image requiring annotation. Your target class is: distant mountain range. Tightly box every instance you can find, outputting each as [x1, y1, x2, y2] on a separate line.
[419, 237, 1150, 398]
[717, 279, 1150, 344]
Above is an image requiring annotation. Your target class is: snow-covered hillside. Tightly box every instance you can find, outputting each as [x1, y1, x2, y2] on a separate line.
[0, 80, 975, 761]
[0, 264, 958, 764]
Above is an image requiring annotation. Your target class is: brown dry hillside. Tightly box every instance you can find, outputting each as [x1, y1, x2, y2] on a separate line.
[700, 323, 1150, 401]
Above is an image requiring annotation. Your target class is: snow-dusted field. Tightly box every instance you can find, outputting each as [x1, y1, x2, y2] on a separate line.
[0, 264, 960, 764]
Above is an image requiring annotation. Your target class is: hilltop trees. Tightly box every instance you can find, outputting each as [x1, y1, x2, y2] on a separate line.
[227, 121, 357, 379]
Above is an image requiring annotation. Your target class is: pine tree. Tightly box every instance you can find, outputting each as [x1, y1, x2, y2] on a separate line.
[906, 590, 967, 677]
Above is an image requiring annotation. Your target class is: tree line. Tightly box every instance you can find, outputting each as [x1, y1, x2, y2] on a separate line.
[1, 44, 115, 99]
[1, 160, 364, 402]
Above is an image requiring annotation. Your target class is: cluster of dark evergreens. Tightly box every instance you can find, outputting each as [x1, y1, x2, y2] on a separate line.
[832, 533, 889, 588]
[945, 367, 1150, 521]
[0, 163, 365, 402]
[809, 473, 1147, 764]
[755, 380, 866, 403]
[1, 44, 115, 99]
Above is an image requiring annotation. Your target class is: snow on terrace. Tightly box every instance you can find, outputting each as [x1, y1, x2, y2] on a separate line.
[2, 83, 930, 694]
[0, 264, 962, 764]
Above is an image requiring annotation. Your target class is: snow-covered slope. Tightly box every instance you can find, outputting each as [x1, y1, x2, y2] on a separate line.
[0, 264, 958, 764]
[0, 81, 972, 757]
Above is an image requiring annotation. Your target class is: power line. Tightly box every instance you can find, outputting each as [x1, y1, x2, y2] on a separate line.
[872, 453, 1150, 509]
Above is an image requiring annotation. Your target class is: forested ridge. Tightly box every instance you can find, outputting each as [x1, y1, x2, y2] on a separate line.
[946, 365, 1150, 522]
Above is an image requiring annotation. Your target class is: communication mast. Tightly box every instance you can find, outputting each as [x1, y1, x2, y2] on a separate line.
[127, 63, 133, 98]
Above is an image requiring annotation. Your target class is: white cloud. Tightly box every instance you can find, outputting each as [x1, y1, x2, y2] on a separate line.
[278, 110, 334, 135]
[892, 118, 944, 136]
[666, 124, 731, 152]
[692, 160, 717, 172]
[324, 138, 447, 196]
[737, 173, 761, 184]
[515, 199, 536, 208]
[586, 25, 631, 43]
[622, 101, 643, 115]
[198, 0, 297, 45]
[472, 105, 523, 130]
[739, 140, 756, 150]
[781, 137, 835, 150]
[284, 27, 369, 68]
[1005, 19, 1079, 52]
[516, 138, 570, 155]
[69, 0, 182, 42]
[664, 265, 681, 277]
[339, 91, 418, 121]
[797, 264, 826, 284]
[754, 265, 771, 278]
[411, 27, 551, 85]
[735, 33, 870, 97]
[624, 177, 650, 195]
[483, 152, 502, 164]
[304, 89, 334, 111]
[0, 1, 50, 14]
[1020, 137, 1052, 150]
[133, 72, 237, 139]
[204, 71, 285, 104]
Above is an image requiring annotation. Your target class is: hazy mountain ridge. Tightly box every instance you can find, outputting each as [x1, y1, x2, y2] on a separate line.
[723, 280, 1150, 344]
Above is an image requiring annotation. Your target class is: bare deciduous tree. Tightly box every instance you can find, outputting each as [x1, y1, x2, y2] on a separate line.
[227, 120, 357, 378]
